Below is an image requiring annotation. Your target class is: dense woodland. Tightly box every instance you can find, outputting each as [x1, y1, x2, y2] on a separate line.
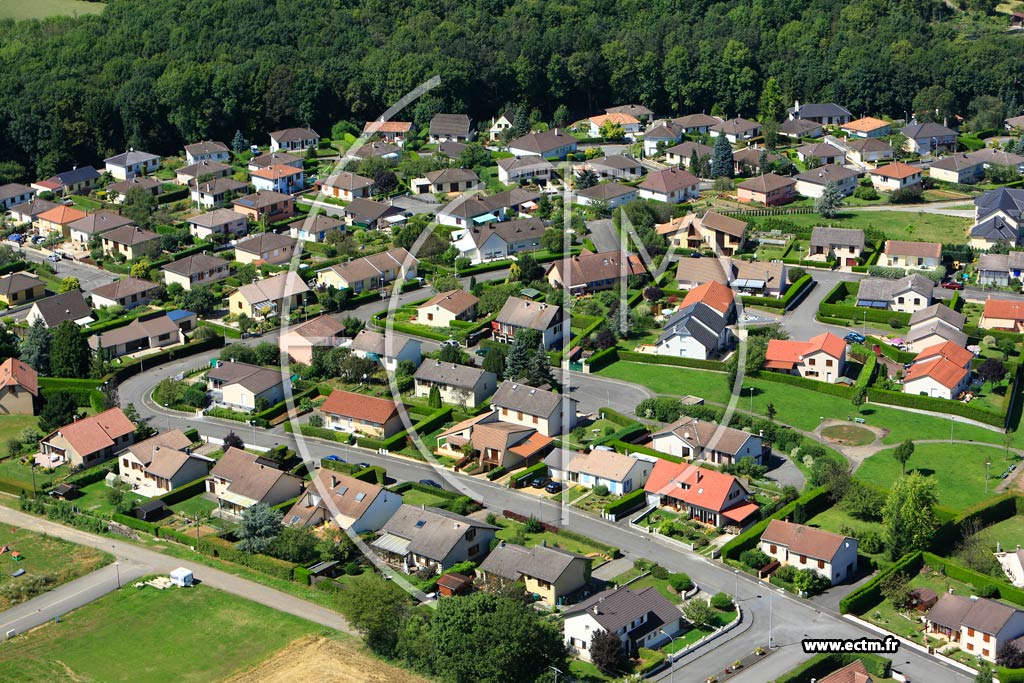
[1, 0, 1023, 178]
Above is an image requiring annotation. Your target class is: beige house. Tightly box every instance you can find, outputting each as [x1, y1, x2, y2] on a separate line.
[0, 358, 38, 416]
[206, 360, 285, 411]
[764, 332, 848, 383]
[372, 504, 497, 574]
[279, 315, 347, 365]
[66, 211, 134, 244]
[411, 168, 479, 195]
[903, 341, 973, 400]
[0, 272, 46, 306]
[869, 162, 923, 192]
[316, 171, 375, 202]
[35, 205, 87, 238]
[175, 160, 233, 185]
[162, 253, 230, 291]
[187, 209, 248, 240]
[760, 519, 858, 585]
[477, 542, 590, 607]
[435, 413, 552, 472]
[315, 247, 418, 292]
[413, 361, 497, 409]
[39, 407, 135, 469]
[320, 389, 405, 439]
[350, 329, 422, 372]
[90, 277, 160, 310]
[117, 429, 212, 498]
[233, 232, 298, 265]
[879, 240, 942, 270]
[490, 381, 577, 437]
[207, 447, 304, 517]
[656, 211, 749, 256]
[284, 468, 403, 533]
[90, 314, 184, 359]
[980, 298, 1024, 332]
[100, 225, 161, 261]
[856, 274, 933, 314]
[415, 290, 479, 327]
[906, 304, 968, 352]
[228, 271, 310, 318]
[807, 227, 864, 268]
[925, 593, 1024, 663]
[736, 173, 797, 206]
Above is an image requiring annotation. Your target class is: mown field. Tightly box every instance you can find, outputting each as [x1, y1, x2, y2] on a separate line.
[0, 0, 105, 20]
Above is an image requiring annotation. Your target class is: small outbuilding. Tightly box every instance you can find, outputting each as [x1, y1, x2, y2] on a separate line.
[170, 567, 194, 587]
[135, 499, 171, 522]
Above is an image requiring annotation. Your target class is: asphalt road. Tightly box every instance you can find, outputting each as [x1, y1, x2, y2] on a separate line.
[15, 245, 117, 294]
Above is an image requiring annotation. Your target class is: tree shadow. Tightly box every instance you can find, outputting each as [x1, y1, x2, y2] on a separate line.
[908, 468, 936, 478]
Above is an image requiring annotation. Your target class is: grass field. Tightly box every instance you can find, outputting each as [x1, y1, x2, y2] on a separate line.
[495, 517, 609, 558]
[0, 584, 320, 683]
[821, 424, 876, 446]
[0, 414, 38, 447]
[0, 0, 105, 20]
[0, 526, 111, 609]
[977, 514, 1024, 551]
[595, 361, 732, 403]
[806, 507, 889, 568]
[399, 488, 450, 508]
[748, 210, 971, 244]
[855, 442, 1008, 511]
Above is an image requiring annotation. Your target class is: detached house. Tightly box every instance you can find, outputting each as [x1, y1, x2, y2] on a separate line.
[320, 389, 405, 439]
[249, 152, 303, 172]
[659, 210, 749, 256]
[413, 361, 497, 409]
[100, 225, 161, 261]
[342, 198, 407, 230]
[574, 183, 638, 210]
[103, 150, 160, 180]
[737, 173, 797, 206]
[901, 122, 957, 154]
[285, 468, 402, 533]
[228, 271, 310, 319]
[930, 154, 985, 185]
[232, 190, 294, 222]
[8, 197, 58, 224]
[507, 129, 577, 159]
[435, 412, 552, 471]
[31, 166, 99, 196]
[207, 360, 286, 410]
[372, 504, 498, 574]
[779, 118, 823, 139]
[856, 273, 933, 313]
[807, 227, 865, 267]
[490, 381, 577, 437]
[187, 208, 249, 240]
[903, 340, 973, 400]
[671, 113, 722, 135]
[175, 160, 233, 185]
[492, 297, 564, 349]
[269, 127, 320, 152]
[651, 417, 763, 466]
[428, 114, 473, 143]
[184, 140, 230, 165]
[0, 183, 34, 211]
[279, 315, 347, 365]
[190, 178, 249, 208]
[315, 247, 418, 292]
[710, 117, 761, 143]
[288, 214, 345, 243]
[880, 240, 942, 271]
[637, 168, 700, 204]
[678, 280, 736, 319]
[651, 303, 730, 360]
[545, 250, 645, 294]
[760, 520, 858, 585]
[665, 141, 712, 168]
[67, 211, 133, 244]
[796, 142, 845, 166]
[477, 541, 590, 607]
[91, 314, 184, 359]
[764, 332, 848, 383]
[207, 447, 304, 516]
[544, 448, 654, 495]
[437, 187, 539, 228]
[788, 101, 853, 126]
[347, 141, 401, 162]
[416, 289, 479, 327]
[26, 290, 94, 328]
[794, 164, 859, 199]
[39, 407, 135, 469]
[924, 593, 1024, 663]
[0, 358, 38, 416]
[411, 168, 479, 195]
[970, 187, 1024, 249]
[362, 120, 413, 145]
[35, 205, 87, 238]
[161, 253, 230, 291]
[106, 176, 162, 204]
[841, 117, 891, 138]
[845, 138, 894, 166]
[350, 329, 422, 372]
[0, 273, 45, 307]
[588, 113, 641, 138]
[234, 232, 298, 266]
[564, 586, 683, 662]
[496, 156, 554, 186]
[250, 164, 305, 194]
[316, 171, 375, 202]
[978, 252, 1024, 287]
[643, 459, 758, 528]
[869, 162, 923, 192]
[90, 277, 160, 311]
[906, 304, 968, 352]
[581, 155, 645, 180]
[642, 121, 683, 155]
[117, 429, 211, 498]
[488, 110, 516, 141]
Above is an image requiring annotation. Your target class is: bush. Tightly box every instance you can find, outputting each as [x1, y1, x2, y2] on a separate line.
[668, 573, 693, 592]
[592, 484, 609, 497]
[740, 548, 770, 570]
[523, 516, 544, 533]
[710, 592, 734, 610]
[853, 185, 879, 200]
[345, 561, 361, 575]
[975, 582, 999, 598]
[859, 531, 884, 554]
[650, 563, 669, 580]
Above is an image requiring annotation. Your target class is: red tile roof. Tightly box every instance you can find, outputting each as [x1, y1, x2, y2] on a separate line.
[0, 358, 37, 396]
[983, 298, 1024, 322]
[680, 281, 734, 315]
[871, 161, 920, 179]
[904, 357, 968, 390]
[765, 333, 845, 368]
[46, 407, 135, 457]
[644, 460, 749, 514]
[320, 390, 400, 425]
[761, 519, 850, 560]
[915, 340, 972, 368]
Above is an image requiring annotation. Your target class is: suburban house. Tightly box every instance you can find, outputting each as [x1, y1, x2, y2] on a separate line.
[227, 271, 310, 319]
[161, 253, 230, 290]
[341, 198, 407, 230]
[269, 127, 320, 152]
[0, 358, 38, 416]
[207, 447, 304, 516]
[316, 171, 375, 201]
[66, 210, 133, 243]
[288, 213, 345, 243]
[0, 183, 34, 211]
[779, 118, 823, 139]
[490, 380, 577, 437]
[413, 361, 497, 409]
[31, 166, 100, 196]
[709, 117, 761, 143]
[435, 412, 552, 471]
[184, 140, 230, 165]
[105, 273, 162, 317]
[969, 187, 1024, 249]
[415, 290, 479, 327]
[90, 314, 184, 359]
[39, 407, 135, 469]
[372, 504, 498, 574]
[477, 541, 590, 607]
[906, 304, 968, 352]
[996, 547, 1024, 588]
[651, 302, 730, 360]
[187, 208, 249, 240]
[879, 240, 942, 271]
[284, 468, 402, 533]
[678, 280, 736, 319]
[319, 389, 405, 438]
[190, 178, 249, 208]
[807, 227, 865, 267]
[660, 210, 749, 256]
[606, 104, 655, 119]
[581, 155, 645, 180]
[507, 129, 577, 159]
[279, 315, 346, 365]
[841, 117, 891, 138]
[903, 340, 973, 400]
[901, 122, 957, 154]
[411, 168, 479, 195]
[488, 111, 516, 140]
[26, 290, 94, 328]
[492, 297, 564, 349]
[428, 114, 473, 143]
[496, 156, 555, 185]
[788, 101, 853, 125]
[117, 429, 211, 498]
[105, 177, 164, 204]
[651, 417, 763, 466]
[930, 154, 986, 184]
[315, 247, 418, 292]
[665, 141, 712, 168]
[251, 164, 305, 194]
[980, 298, 1024, 331]
[0, 272, 45, 306]
[175, 160, 232, 185]
[637, 167, 700, 204]
[671, 113, 722, 134]
[796, 142, 845, 166]
[642, 121, 683, 155]
[978, 252, 1024, 287]
[206, 360, 285, 410]
[736, 173, 797, 206]
[249, 151, 303, 171]
[643, 459, 759, 527]
[232, 190, 294, 222]
[104, 150, 161, 180]
[969, 147, 1024, 174]
[100, 225, 161, 261]
[924, 593, 1024, 663]
[733, 147, 781, 175]
[347, 141, 401, 161]
[362, 120, 413, 145]
[764, 332, 848, 383]
[869, 162, 923, 192]
[35, 205, 87, 237]
[438, 140, 468, 158]
[233, 232, 298, 265]
[794, 164, 859, 199]
[8, 197, 59, 224]
[588, 112, 641, 138]
[760, 520, 859, 585]
[574, 182, 638, 209]
[856, 273, 933, 313]
[563, 586, 683, 662]
[845, 138, 894, 166]
[817, 661, 874, 683]
[350, 329, 422, 371]
[437, 187, 539, 228]
[545, 249, 645, 294]
[544, 448, 655, 495]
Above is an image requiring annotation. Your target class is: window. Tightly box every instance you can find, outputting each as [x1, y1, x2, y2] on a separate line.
[967, 643, 974, 651]
[465, 528, 476, 541]
[967, 628, 975, 637]
[532, 415, 538, 424]
[517, 411, 523, 420]
[808, 358, 816, 366]
[817, 559, 825, 569]
[467, 544, 480, 556]
[983, 634, 990, 643]
[799, 555, 806, 564]
[769, 545, 777, 553]
[983, 649, 990, 657]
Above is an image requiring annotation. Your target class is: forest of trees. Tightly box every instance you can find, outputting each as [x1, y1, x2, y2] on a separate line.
[0, 0, 1022, 180]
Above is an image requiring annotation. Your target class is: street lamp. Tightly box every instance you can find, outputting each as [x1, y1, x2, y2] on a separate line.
[659, 629, 678, 683]
[548, 665, 563, 683]
[734, 569, 740, 603]
[115, 561, 121, 589]
[249, 419, 257, 445]
[986, 461, 992, 494]
[819, 416, 824, 444]
[749, 386, 754, 415]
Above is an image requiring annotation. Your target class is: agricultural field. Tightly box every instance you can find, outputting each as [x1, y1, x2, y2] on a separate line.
[0, 527, 112, 610]
[0, 0, 105, 20]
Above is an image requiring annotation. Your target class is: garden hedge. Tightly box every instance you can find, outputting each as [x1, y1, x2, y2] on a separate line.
[604, 439, 682, 463]
[865, 387, 1005, 427]
[585, 346, 619, 372]
[773, 653, 891, 683]
[603, 489, 647, 517]
[598, 406, 635, 427]
[752, 370, 855, 398]
[38, 377, 103, 407]
[839, 551, 924, 615]
[485, 466, 507, 480]
[111, 513, 159, 535]
[721, 487, 830, 561]
[616, 350, 727, 371]
[293, 566, 313, 585]
[151, 474, 210, 506]
[509, 462, 548, 487]
[103, 335, 225, 384]
[299, 424, 352, 444]
[0, 260, 29, 277]
[197, 320, 243, 339]
[923, 552, 1024, 607]
[62, 460, 118, 488]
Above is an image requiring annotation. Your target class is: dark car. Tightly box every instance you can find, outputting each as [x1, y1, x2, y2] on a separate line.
[419, 479, 442, 489]
[531, 476, 550, 489]
[475, 347, 490, 357]
[844, 332, 866, 344]
[325, 455, 346, 463]
[545, 481, 562, 494]
[941, 281, 964, 290]
[689, 251, 702, 258]
[356, 462, 371, 470]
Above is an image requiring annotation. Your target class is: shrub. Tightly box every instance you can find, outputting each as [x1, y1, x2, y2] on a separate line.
[523, 516, 544, 534]
[710, 592, 734, 610]
[593, 484, 609, 497]
[975, 582, 999, 598]
[668, 573, 693, 593]
[740, 548, 770, 570]
[345, 561, 361, 575]
[650, 563, 669, 580]
[853, 185, 879, 200]
[859, 531, 884, 555]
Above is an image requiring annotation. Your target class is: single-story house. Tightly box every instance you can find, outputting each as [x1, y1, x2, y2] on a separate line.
[978, 252, 1024, 287]
[117, 429, 211, 498]
[39, 407, 135, 469]
[249, 152, 303, 171]
[35, 204, 87, 237]
[880, 240, 942, 271]
[207, 360, 286, 410]
[284, 468, 402, 533]
[106, 176, 162, 204]
[234, 232, 298, 265]
[269, 127, 320, 152]
[207, 447, 304, 516]
[737, 173, 797, 206]
[187, 208, 249, 240]
[90, 277, 160, 311]
[930, 154, 986, 184]
[287, 213, 345, 243]
[413, 361, 497, 409]
[90, 314, 185, 359]
[794, 164, 858, 199]
[347, 141, 401, 162]
[8, 198, 58, 225]
[764, 332, 848, 383]
[796, 142, 845, 166]
[315, 247, 418, 292]
[341, 198, 407, 231]
[227, 271, 310, 319]
[856, 273, 933, 313]
[670, 113, 721, 135]
[778, 118, 823, 139]
[840, 117, 890, 138]
[924, 593, 1024, 663]
[507, 129, 577, 159]
[31, 166, 100, 197]
[416, 289, 479, 327]
[350, 329, 422, 372]
[980, 297, 1024, 332]
[642, 121, 683, 155]
[190, 177, 249, 208]
[637, 167, 700, 204]
[496, 156, 555, 185]
[279, 315, 347, 365]
[546, 249, 644, 295]
[788, 101, 853, 126]
[320, 389, 405, 438]
[436, 188, 539, 228]
[175, 160, 233, 185]
[0, 183, 34, 211]
[664, 141, 712, 169]
[104, 150, 160, 180]
[411, 168, 479, 195]
[362, 120, 413, 145]
[760, 519, 858, 585]
[0, 272, 45, 306]
[869, 162, 923, 192]
[651, 417, 763, 466]
[574, 182, 638, 209]
[26, 290, 94, 328]
[544, 448, 655, 495]
[709, 117, 761, 143]
[161, 253, 230, 291]
[184, 140, 230, 165]
[969, 148, 1024, 175]
[372, 505, 498, 574]
[845, 138, 894, 166]
[588, 112, 641, 138]
[581, 155, 645, 180]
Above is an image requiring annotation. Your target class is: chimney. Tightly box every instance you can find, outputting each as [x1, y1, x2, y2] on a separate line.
[330, 475, 338, 488]
[541, 539, 547, 547]
[592, 605, 600, 615]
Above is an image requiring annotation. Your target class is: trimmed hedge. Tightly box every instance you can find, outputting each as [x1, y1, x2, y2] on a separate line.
[598, 406, 635, 427]
[485, 466, 507, 480]
[0, 260, 29, 277]
[616, 350, 727, 371]
[585, 346, 619, 372]
[854, 352, 877, 389]
[740, 274, 813, 311]
[923, 552, 1024, 607]
[62, 460, 118, 488]
[151, 474, 209, 506]
[839, 551, 924, 615]
[354, 465, 386, 486]
[773, 654, 892, 683]
[293, 565, 313, 585]
[198, 320, 243, 339]
[38, 377, 103, 407]
[510, 462, 548, 487]
[298, 424, 353, 444]
[604, 440, 682, 463]
[866, 387, 1005, 427]
[819, 302, 911, 327]
[721, 487, 830, 561]
[111, 513, 159, 535]
[753, 370, 854, 398]
[103, 335, 225, 384]
[554, 527, 620, 559]
[603, 488, 647, 517]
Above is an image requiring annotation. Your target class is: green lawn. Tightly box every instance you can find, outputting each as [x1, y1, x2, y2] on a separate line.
[662, 608, 737, 651]
[855, 442, 1008, 511]
[0, 414, 38, 447]
[73, 479, 149, 516]
[861, 570, 978, 645]
[821, 424, 876, 446]
[748, 210, 971, 244]
[0, 0, 105, 20]
[595, 361, 732, 403]
[398, 488, 450, 508]
[495, 518, 609, 558]
[0, 584, 321, 683]
[976, 514, 1024, 551]
[806, 507, 889, 568]
[0, 526, 112, 610]
[170, 494, 218, 517]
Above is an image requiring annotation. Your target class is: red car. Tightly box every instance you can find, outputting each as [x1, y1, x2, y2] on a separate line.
[941, 281, 964, 290]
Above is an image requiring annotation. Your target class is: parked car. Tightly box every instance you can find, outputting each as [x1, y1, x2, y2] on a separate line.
[844, 332, 866, 344]
[47, 253, 60, 263]
[545, 481, 562, 494]
[6, 233, 22, 244]
[356, 462, 370, 470]
[475, 347, 490, 357]
[941, 280, 964, 290]
[440, 339, 460, 348]
[325, 455, 346, 462]
[530, 476, 550, 489]
[31, 235, 45, 245]
[419, 479, 442, 489]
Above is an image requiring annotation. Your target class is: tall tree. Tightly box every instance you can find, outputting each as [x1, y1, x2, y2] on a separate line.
[892, 439, 915, 475]
[49, 321, 90, 378]
[710, 134, 734, 179]
[815, 183, 845, 218]
[232, 129, 248, 153]
[504, 329, 539, 381]
[883, 472, 938, 558]
[336, 573, 411, 658]
[757, 76, 786, 122]
[977, 358, 1008, 387]
[38, 393, 78, 433]
[590, 630, 625, 672]
[122, 188, 156, 228]
[19, 318, 51, 374]
[237, 503, 282, 554]
[482, 346, 507, 376]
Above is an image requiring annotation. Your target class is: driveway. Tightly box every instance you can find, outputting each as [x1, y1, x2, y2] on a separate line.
[585, 219, 620, 253]
[391, 194, 442, 216]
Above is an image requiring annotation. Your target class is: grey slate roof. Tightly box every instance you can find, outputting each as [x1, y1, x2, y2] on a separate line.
[208, 361, 283, 395]
[971, 215, 1019, 242]
[68, 211, 134, 236]
[52, 167, 100, 186]
[429, 114, 472, 138]
[32, 290, 91, 326]
[378, 505, 497, 562]
[188, 208, 247, 228]
[901, 122, 956, 140]
[477, 541, 586, 583]
[564, 585, 681, 635]
[495, 296, 562, 332]
[235, 231, 297, 255]
[491, 380, 573, 416]
[0, 183, 33, 202]
[857, 274, 933, 303]
[810, 227, 865, 249]
[657, 302, 726, 352]
[270, 127, 319, 142]
[413, 361, 492, 390]
[576, 183, 637, 201]
[795, 164, 858, 186]
[789, 103, 853, 119]
[908, 302, 966, 329]
[104, 150, 160, 167]
[162, 253, 229, 276]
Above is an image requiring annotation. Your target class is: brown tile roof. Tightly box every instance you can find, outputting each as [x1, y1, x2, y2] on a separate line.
[210, 447, 303, 502]
[250, 164, 303, 180]
[162, 253, 229, 276]
[176, 160, 232, 179]
[32, 290, 92, 327]
[841, 117, 890, 134]
[194, 178, 248, 195]
[737, 173, 796, 194]
[184, 140, 228, 156]
[495, 297, 562, 332]
[547, 250, 644, 286]
[187, 208, 247, 228]
[363, 120, 412, 134]
[0, 358, 37, 396]
[350, 329, 417, 357]
[562, 449, 641, 482]
[664, 141, 713, 158]
[45, 407, 135, 457]
[761, 519, 851, 561]
[653, 417, 755, 458]
[91, 314, 179, 349]
[870, 162, 921, 179]
[250, 152, 301, 168]
[101, 225, 159, 246]
[846, 138, 893, 154]
[478, 541, 586, 583]
[125, 429, 193, 467]
[318, 171, 374, 192]
[234, 271, 310, 306]
[418, 289, 479, 316]
[817, 659, 872, 683]
[270, 127, 319, 142]
[321, 389, 400, 425]
[884, 240, 942, 259]
[702, 211, 748, 238]
[638, 168, 699, 194]
[606, 104, 654, 118]
[711, 118, 760, 136]
[671, 114, 722, 129]
[0, 272, 43, 298]
[207, 361, 284, 395]
[491, 380, 573, 416]
[576, 183, 637, 201]
[414, 361, 491, 390]
[234, 190, 292, 210]
[429, 113, 472, 138]
[675, 258, 730, 287]
[288, 468, 394, 527]
[286, 314, 345, 341]
[795, 164, 859, 185]
[234, 231, 297, 255]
